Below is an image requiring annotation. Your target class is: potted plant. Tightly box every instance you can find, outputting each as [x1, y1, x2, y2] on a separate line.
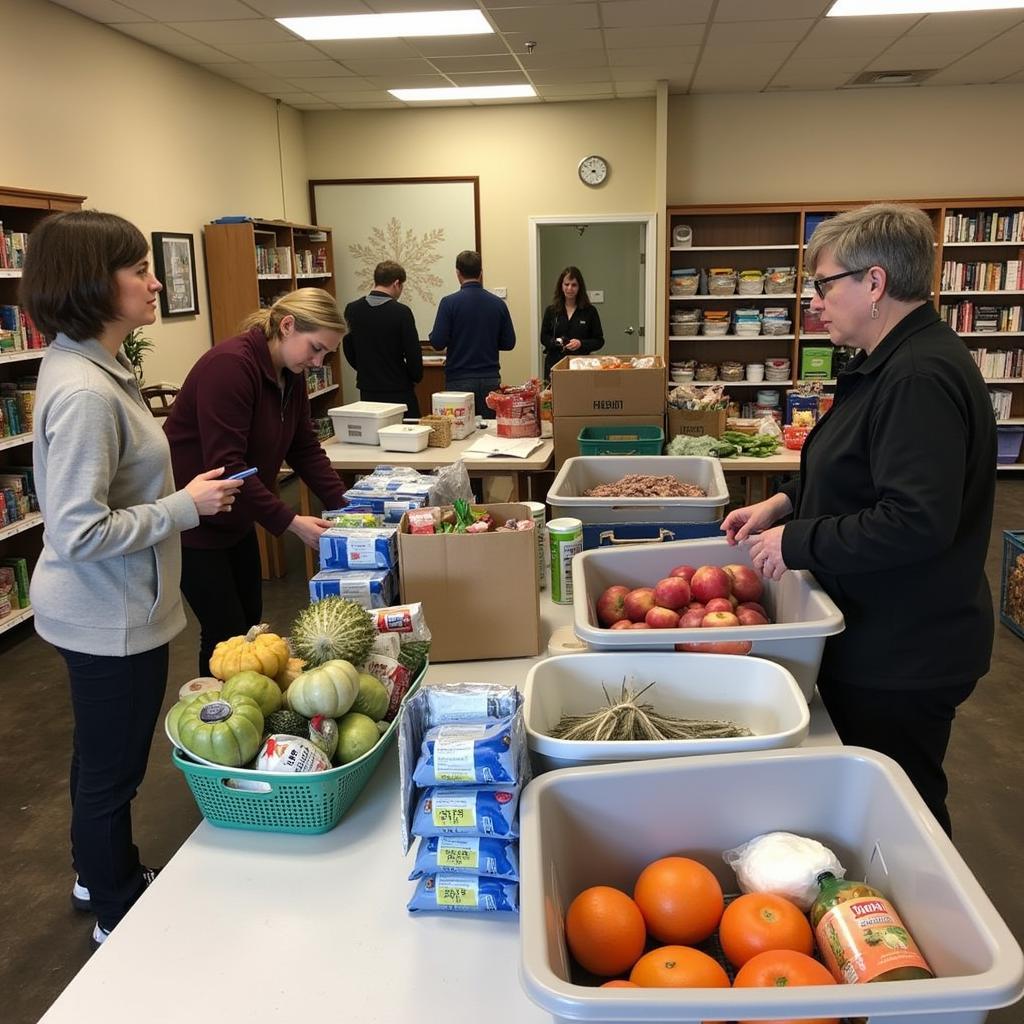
[122, 328, 154, 388]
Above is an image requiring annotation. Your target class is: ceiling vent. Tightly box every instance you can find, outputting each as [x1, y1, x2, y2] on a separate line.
[846, 69, 937, 87]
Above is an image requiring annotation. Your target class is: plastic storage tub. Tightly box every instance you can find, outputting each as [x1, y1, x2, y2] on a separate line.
[549, 456, 728, 525]
[519, 747, 1024, 1024]
[577, 426, 664, 457]
[572, 537, 844, 700]
[996, 426, 1024, 465]
[328, 401, 406, 445]
[523, 652, 809, 772]
[377, 423, 432, 452]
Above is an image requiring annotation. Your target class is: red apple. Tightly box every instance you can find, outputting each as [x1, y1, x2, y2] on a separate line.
[678, 608, 706, 628]
[685, 601, 705, 613]
[675, 641, 753, 655]
[705, 597, 733, 614]
[737, 601, 768, 619]
[652, 576, 690, 610]
[646, 606, 680, 629]
[690, 565, 732, 604]
[736, 608, 769, 626]
[723, 564, 765, 604]
[596, 584, 631, 627]
[609, 619, 634, 630]
[702, 610, 740, 628]
[669, 564, 697, 582]
[630, 622, 651, 629]
[623, 587, 656, 623]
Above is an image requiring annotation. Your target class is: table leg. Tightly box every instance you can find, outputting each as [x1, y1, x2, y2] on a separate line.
[300, 480, 315, 580]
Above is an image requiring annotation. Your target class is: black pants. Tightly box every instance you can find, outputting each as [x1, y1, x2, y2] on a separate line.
[58, 644, 168, 931]
[817, 677, 977, 837]
[361, 388, 420, 418]
[445, 376, 499, 420]
[180, 531, 262, 677]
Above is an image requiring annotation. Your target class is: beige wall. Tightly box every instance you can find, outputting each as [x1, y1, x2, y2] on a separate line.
[667, 85, 1024, 206]
[304, 99, 657, 386]
[3, 0, 309, 385]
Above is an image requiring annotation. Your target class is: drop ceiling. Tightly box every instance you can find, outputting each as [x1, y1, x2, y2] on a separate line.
[49, 0, 1024, 109]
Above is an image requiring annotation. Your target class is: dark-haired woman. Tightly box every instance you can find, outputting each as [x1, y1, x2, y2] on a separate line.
[539, 266, 605, 381]
[22, 210, 241, 946]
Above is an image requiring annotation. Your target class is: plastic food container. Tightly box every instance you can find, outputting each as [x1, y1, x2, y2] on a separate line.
[548, 456, 728, 525]
[737, 270, 765, 295]
[519, 746, 1024, 1024]
[328, 401, 406, 445]
[523, 652, 809, 772]
[376, 423, 432, 452]
[572, 537, 845, 699]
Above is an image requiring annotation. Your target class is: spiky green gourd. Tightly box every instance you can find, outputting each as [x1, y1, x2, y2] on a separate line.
[290, 597, 375, 669]
[263, 709, 310, 740]
[397, 639, 431, 677]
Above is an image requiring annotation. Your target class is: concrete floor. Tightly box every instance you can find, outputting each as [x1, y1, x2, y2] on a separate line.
[3, 478, 1023, 1024]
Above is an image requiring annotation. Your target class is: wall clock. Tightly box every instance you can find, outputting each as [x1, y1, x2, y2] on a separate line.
[578, 154, 609, 187]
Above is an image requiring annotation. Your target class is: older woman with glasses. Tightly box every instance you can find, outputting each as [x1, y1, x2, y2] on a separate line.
[722, 202, 996, 837]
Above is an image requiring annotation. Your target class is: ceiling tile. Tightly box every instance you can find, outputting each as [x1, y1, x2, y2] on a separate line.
[265, 90, 323, 103]
[791, 33, 894, 60]
[199, 61, 265, 80]
[866, 46, 962, 69]
[604, 25, 703, 48]
[486, 0, 591, 6]
[522, 48, 609, 70]
[690, 68, 775, 92]
[908, 10, 1024, 40]
[167, 19, 294, 44]
[701, 41, 794, 63]
[362, 75, 452, 88]
[774, 56, 862, 76]
[50, 0, 149, 21]
[342, 57, 442, 75]
[491, 3, 600, 33]
[202, 70, 293, 90]
[412, 35, 513, 58]
[537, 81, 619, 96]
[362, 0, 477, 10]
[311, 38, 419, 60]
[208, 41, 328, 62]
[242, 0, 371, 13]
[609, 64, 694, 82]
[156, 40, 240, 63]
[706, 19, 814, 44]
[290, 103, 340, 110]
[313, 86, 396, 100]
[446, 70, 531, 85]
[999, 68, 1024, 83]
[253, 60, 359, 78]
[541, 90, 615, 101]
[599, 0, 711, 28]
[607, 47, 700, 67]
[504, 29, 605, 53]
[528, 67, 617, 84]
[769, 66, 855, 89]
[430, 55, 521, 73]
[611, 78, 659, 91]
[715, 0, 830, 19]
[111, 22, 205, 46]
[803, 14, 917, 40]
[124, 0, 259, 18]
[286, 76, 367, 92]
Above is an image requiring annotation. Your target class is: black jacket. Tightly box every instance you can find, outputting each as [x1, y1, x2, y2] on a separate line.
[780, 303, 996, 690]
[540, 304, 605, 380]
[343, 292, 423, 395]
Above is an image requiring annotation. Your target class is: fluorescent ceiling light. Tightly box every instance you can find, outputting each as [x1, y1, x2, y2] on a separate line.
[279, 11, 492, 40]
[829, 0, 1024, 14]
[390, 85, 536, 101]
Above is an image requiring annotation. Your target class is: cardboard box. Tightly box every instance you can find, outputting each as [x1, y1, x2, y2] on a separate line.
[667, 406, 727, 439]
[309, 568, 399, 608]
[397, 503, 541, 661]
[553, 413, 665, 470]
[550, 356, 666, 417]
[431, 391, 475, 440]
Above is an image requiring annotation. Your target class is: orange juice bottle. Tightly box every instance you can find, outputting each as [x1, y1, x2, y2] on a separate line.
[810, 871, 933, 985]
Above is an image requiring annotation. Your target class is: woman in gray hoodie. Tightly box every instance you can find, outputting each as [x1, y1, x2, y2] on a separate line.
[21, 211, 242, 947]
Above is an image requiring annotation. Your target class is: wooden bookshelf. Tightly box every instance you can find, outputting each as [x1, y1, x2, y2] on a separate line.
[0, 185, 85, 636]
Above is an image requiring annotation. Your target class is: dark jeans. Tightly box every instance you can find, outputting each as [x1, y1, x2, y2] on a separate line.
[817, 677, 977, 837]
[58, 643, 168, 931]
[361, 388, 420, 418]
[180, 531, 262, 677]
[445, 376, 500, 420]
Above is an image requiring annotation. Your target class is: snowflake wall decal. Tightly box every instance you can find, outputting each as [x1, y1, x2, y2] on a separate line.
[348, 217, 446, 303]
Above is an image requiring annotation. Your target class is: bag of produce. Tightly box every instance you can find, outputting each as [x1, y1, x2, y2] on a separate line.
[408, 836, 520, 881]
[407, 873, 518, 914]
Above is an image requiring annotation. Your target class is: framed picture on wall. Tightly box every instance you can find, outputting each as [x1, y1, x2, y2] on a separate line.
[309, 177, 480, 337]
[152, 231, 200, 318]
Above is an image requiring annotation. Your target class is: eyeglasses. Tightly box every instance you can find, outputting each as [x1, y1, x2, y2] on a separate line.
[812, 268, 868, 300]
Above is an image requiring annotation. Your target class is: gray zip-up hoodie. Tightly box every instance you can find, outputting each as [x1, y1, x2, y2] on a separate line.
[30, 334, 199, 656]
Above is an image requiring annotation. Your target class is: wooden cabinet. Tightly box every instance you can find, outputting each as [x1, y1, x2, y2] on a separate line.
[0, 185, 85, 638]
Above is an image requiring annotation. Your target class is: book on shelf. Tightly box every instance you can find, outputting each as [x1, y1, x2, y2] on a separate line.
[941, 259, 1024, 291]
[943, 210, 1024, 244]
[0, 224, 30, 270]
[0, 556, 30, 610]
[970, 347, 1024, 379]
[991, 389, 1014, 420]
[0, 305, 46, 352]
[943, 301, 1023, 333]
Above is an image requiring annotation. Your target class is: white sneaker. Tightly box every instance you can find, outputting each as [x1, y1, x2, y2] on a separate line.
[91, 922, 111, 948]
[71, 878, 91, 912]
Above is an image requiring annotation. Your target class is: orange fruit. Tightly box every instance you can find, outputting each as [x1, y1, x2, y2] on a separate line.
[565, 885, 647, 977]
[733, 949, 838, 1024]
[718, 892, 815, 968]
[600, 980, 638, 988]
[633, 856, 725, 945]
[629, 945, 731, 988]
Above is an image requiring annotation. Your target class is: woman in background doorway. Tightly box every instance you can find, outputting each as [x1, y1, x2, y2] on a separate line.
[540, 266, 605, 381]
[164, 288, 349, 676]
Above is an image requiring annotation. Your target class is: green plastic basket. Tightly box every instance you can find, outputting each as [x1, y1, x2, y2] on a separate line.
[171, 664, 426, 835]
[577, 425, 665, 456]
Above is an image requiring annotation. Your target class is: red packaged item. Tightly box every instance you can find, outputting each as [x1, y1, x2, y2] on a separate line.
[485, 381, 541, 438]
[783, 424, 811, 450]
[407, 507, 438, 535]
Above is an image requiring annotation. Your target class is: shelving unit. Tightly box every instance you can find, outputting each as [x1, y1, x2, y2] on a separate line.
[0, 186, 84, 634]
[665, 197, 1024, 468]
[203, 218, 340, 580]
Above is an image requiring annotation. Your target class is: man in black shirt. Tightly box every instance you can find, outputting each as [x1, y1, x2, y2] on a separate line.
[343, 261, 424, 416]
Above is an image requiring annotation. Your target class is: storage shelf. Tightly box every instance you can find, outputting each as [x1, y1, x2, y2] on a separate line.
[941, 290, 1024, 296]
[307, 383, 339, 400]
[0, 512, 42, 542]
[0, 605, 33, 636]
[673, 380, 794, 389]
[0, 349, 46, 363]
[670, 244, 800, 252]
[796, 378, 837, 385]
[257, 273, 292, 280]
[800, 333, 830, 339]
[984, 378, 1024, 384]
[670, 334, 795, 341]
[942, 241, 1024, 247]
[669, 293, 798, 302]
[997, 462, 1024, 470]
[997, 418, 1024, 425]
[296, 273, 330, 280]
[960, 331, 1024, 337]
[0, 269, 22, 279]
[0, 431, 32, 451]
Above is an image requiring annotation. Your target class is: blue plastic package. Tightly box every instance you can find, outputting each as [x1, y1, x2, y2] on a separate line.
[407, 873, 519, 914]
[308, 568, 398, 608]
[411, 786, 520, 838]
[318, 527, 399, 570]
[408, 836, 520, 881]
[412, 717, 520, 787]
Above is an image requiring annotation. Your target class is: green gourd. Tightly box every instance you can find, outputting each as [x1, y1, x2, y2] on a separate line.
[221, 670, 283, 717]
[177, 691, 264, 767]
[285, 659, 360, 718]
[351, 673, 390, 721]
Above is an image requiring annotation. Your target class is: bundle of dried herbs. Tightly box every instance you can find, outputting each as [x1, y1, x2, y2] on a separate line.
[549, 678, 752, 742]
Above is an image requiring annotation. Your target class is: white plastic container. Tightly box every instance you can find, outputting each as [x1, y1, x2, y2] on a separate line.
[572, 537, 844, 700]
[432, 390, 475, 440]
[547, 457, 728, 525]
[524, 652, 809, 772]
[376, 423, 431, 453]
[328, 401, 406, 445]
[519, 747, 1024, 1024]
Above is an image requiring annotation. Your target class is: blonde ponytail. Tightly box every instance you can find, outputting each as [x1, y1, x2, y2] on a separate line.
[240, 287, 346, 339]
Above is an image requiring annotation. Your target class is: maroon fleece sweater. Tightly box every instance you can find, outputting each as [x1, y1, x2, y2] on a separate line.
[164, 327, 347, 548]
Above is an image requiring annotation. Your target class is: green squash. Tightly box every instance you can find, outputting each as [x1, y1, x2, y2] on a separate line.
[285, 659, 360, 718]
[336, 712, 380, 764]
[351, 673, 389, 721]
[222, 670, 282, 716]
[177, 692, 264, 767]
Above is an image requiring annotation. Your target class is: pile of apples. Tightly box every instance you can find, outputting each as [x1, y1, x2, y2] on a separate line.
[595, 564, 770, 654]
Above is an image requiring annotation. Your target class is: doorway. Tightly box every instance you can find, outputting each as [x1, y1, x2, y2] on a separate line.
[529, 214, 657, 379]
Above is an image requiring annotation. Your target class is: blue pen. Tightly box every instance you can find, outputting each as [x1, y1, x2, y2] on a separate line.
[227, 467, 258, 480]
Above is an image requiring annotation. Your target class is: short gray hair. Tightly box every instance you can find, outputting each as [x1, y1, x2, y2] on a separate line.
[805, 203, 934, 302]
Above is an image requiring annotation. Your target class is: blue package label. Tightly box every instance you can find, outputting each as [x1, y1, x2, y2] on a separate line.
[319, 527, 399, 570]
[412, 717, 520, 787]
[411, 786, 520, 838]
[409, 836, 519, 881]
[407, 873, 519, 914]
[309, 568, 398, 609]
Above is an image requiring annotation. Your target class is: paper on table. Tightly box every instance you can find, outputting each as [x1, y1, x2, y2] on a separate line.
[463, 434, 545, 459]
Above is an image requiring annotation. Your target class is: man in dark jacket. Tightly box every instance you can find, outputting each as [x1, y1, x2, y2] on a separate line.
[343, 261, 423, 416]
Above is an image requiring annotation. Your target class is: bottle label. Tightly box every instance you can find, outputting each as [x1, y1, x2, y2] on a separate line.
[816, 897, 931, 984]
